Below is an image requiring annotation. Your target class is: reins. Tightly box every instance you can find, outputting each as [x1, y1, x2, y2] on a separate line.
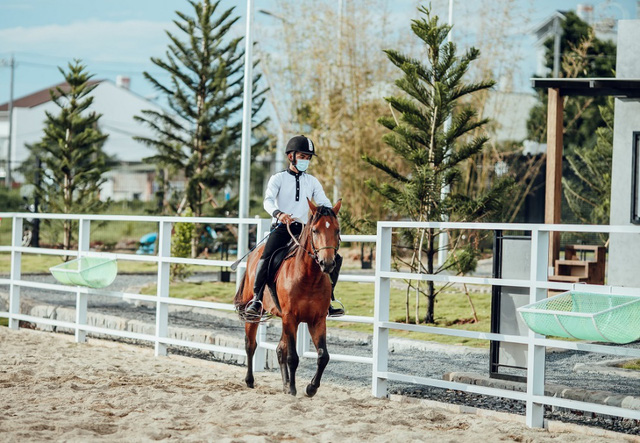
[285, 211, 340, 265]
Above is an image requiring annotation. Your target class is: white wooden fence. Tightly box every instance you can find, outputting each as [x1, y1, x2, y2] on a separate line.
[0, 213, 639, 428]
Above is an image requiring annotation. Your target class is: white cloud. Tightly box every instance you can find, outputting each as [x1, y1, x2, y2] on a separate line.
[0, 19, 172, 63]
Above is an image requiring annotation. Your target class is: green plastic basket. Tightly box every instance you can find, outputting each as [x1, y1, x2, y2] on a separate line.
[518, 291, 640, 344]
[50, 257, 118, 289]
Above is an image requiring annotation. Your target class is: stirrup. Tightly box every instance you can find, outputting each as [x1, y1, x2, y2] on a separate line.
[240, 300, 269, 323]
[328, 300, 345, 317]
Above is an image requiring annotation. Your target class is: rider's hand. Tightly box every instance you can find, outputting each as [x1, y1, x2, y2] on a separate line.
[277, 213, 295, 225]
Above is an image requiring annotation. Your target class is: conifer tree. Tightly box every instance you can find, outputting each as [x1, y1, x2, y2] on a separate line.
[563, 96, 613, 241]
[135, 0, 267, 222]
[25, 60, 110, 251]
[364, 6, 512, 324]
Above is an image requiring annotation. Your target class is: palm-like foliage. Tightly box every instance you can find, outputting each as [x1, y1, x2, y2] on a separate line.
[25, 60, 110, 251]
[135, 0, 267, 218]
[563, 97, 613, 242]
[364, 6, 512, 323]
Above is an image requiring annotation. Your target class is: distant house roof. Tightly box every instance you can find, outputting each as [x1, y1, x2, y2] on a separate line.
[0, 80, 103, 111]
[531, 11, 568, 45]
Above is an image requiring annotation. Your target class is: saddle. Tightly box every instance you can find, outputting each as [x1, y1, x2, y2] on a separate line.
[263, 242, 296, 313]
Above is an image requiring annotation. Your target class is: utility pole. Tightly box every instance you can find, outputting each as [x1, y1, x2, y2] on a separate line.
[438, 0, 454, 268]
[2, 55, 15, 188]
[237, 0, 254, 276]
[552, 16, 562, 78]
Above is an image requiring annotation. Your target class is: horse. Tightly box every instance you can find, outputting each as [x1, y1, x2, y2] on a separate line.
[234, 198, 342, 397]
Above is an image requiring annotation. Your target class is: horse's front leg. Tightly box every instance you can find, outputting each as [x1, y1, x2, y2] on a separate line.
[279, 319, 299, 396]
[244, 322, 259, 388]
[276, 334, 289, 392]
[305, 318, 330, 398]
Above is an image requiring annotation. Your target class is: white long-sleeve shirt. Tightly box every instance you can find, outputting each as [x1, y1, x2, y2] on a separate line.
[263, 169, 332, 224]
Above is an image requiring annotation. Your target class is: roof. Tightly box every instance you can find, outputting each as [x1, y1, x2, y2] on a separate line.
[530, 11, 568, 42]
[0, 80, 103, 111]
[531, 78, 640, 98]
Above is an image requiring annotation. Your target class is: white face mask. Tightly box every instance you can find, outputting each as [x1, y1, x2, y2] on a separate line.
[296, 159, 310, 172]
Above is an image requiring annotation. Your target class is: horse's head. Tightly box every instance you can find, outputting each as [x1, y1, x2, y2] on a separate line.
[305, 198, 342, 274]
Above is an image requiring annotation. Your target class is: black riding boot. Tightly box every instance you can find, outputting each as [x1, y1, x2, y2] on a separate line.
[328, 254, 344, 317]
[246, 258, 269, 318]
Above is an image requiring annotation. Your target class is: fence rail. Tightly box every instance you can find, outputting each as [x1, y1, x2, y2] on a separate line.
[1, 213, 639, 427]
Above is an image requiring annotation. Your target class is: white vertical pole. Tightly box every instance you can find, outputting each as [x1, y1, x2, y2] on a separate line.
[252, 218, 272, 371]
[237, 0, 255, 284]
[8, 216, 22, 330]
[526, 227, 548, 428]
[372, 224, 392, 397]
[155, 220, 172, 356]
[75, 218, 91, 343]
[297, 323, 310, 356]
[552, 17, 561, 78]
[438, 0, 454, 268]
[5, 54, 15, 188]
[254, 321, 268, 372]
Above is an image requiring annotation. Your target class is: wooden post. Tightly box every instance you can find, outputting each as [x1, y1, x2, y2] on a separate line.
[545, 88, 563, 273]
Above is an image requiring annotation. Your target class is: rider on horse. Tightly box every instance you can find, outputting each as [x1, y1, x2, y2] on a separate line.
[244, 135, 345, 319]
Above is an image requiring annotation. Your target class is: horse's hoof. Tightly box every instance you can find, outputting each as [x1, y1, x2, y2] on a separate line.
[290, 388, 297, 397]
[245, 379, 254, 389]
[305, 384, 318, 398]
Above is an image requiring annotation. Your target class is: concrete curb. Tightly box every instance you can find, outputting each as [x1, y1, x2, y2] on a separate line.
[444, 371, 640, 412]
[575, 359, 640, 380]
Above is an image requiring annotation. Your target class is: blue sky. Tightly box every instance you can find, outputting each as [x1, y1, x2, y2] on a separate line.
[0, 0, 638, 107]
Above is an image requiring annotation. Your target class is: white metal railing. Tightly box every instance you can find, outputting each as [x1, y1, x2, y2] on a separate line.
[2, 213, 639, 428]
[372, 221, 640, 428]
[0, 212, 376, 366]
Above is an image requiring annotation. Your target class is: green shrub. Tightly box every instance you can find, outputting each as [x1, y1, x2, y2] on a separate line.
[171, 209, 194, 281]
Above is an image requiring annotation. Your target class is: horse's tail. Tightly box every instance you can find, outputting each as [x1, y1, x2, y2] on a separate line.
[233, 271, 247, 309]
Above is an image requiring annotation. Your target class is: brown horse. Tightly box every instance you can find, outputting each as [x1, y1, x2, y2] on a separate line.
[234, 199, 342, 397]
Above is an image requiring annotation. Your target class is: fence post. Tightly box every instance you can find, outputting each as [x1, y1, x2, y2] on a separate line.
[75, 218, 91, 343]
[8, 216, 23, 330]
[372, 224, 392, 398]
[254, 321, 268, 371]
[155, 220, 172, 357]
[297, 323, 310, 356]
[526, 227, 549, 428]
[250, 218, 272, 371]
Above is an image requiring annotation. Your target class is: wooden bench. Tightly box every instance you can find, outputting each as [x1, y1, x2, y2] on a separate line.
[548, 245, 606, 294]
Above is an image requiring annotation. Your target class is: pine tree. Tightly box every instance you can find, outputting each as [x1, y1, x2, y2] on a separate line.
[563, 96, 613, 241]
[364, 6, 512, 324]
[526, 12, 616, 149]
[134, 0, 267, 223]
[25, 60, 110, 251]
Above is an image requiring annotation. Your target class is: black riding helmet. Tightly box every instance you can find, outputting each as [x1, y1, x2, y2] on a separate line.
[285, 135, 317, 160]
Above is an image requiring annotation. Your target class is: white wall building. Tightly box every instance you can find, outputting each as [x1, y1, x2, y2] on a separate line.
[0, 77, 178, 201]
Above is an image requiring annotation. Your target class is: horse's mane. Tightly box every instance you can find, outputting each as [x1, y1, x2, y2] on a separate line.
[296, 206, 337, 258]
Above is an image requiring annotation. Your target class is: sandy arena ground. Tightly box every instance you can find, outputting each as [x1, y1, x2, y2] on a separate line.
[0, 327, 633, 442]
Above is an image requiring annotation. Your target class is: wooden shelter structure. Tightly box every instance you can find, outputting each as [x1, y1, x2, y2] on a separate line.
[531, 77, 640, 268]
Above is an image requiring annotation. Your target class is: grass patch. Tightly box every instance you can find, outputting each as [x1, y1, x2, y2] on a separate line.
[620, 359, 640, 371]
[140, 280, 492, 348]
[0, 317, 8, 327]
[0, 252, 157, 275]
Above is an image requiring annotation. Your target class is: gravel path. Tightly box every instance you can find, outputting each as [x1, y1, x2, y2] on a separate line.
[3, 273, 639, 436]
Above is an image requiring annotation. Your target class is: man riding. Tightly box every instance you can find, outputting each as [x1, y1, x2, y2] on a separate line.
[244, 135, 345, 319]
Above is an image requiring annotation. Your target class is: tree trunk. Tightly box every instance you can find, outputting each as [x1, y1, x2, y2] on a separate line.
[424, 227, 436, 324]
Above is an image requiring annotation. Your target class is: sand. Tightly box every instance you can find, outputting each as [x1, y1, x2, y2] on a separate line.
[0, 327, 632, 442]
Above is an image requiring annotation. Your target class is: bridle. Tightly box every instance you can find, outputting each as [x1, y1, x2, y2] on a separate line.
[286, 214, 340, 265]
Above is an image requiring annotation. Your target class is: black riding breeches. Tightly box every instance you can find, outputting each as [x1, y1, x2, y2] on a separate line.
[260, 222, 303, 261]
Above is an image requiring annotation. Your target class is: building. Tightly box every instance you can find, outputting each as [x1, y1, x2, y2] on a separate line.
[0, 77, 177, 201]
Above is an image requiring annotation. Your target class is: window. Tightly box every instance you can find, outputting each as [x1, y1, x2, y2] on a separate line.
[632, 132, 640, 224]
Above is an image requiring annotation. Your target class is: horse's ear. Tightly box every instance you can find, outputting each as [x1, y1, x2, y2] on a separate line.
[307, 198, 318, 213]
[332, 199, 342, 215]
